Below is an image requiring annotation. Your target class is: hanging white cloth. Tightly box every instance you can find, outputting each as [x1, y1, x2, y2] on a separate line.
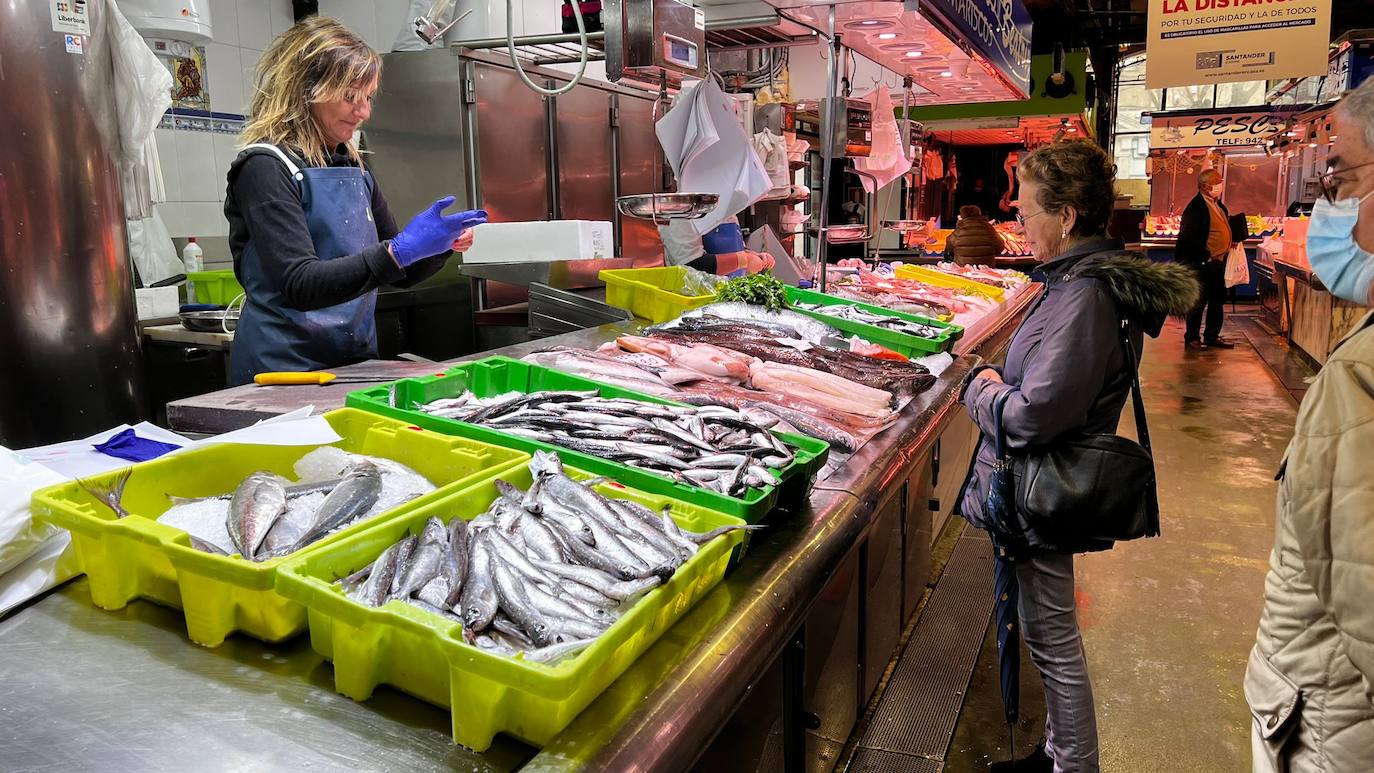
[656, 79, 772, 235]
[854, 88, 912, 193]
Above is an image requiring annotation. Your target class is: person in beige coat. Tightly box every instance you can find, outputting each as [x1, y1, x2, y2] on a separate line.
[1245, 75, 1374, 771]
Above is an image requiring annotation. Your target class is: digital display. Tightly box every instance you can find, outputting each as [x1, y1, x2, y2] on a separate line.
[662, 35, 697, 68]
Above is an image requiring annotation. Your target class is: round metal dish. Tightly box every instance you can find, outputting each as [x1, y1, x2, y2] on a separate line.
[616, 193, 719, 224]
[822, 225, 868, 244]
[180, 309, 239, 333]
[882, 219, 930, 234]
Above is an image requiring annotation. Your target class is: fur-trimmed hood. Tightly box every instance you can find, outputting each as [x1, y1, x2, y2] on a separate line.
[1042, 242, 1202, 337]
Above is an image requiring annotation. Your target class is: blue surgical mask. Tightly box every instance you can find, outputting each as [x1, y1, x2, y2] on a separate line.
[1307, 192, 1374, 304]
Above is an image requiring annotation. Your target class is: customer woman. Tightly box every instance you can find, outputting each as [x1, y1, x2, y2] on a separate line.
[957, 141, 1198, 772]
[225, 16, 485, 385]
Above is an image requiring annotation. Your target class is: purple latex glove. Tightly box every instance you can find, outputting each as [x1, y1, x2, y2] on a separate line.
[389, 196, 488, 267]
[92, 428, 181, 463]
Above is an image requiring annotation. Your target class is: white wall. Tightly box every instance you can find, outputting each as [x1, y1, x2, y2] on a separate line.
[152, 0, 411, 248]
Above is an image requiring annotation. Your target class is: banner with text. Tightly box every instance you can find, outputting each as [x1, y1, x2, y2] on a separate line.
[922, 0, 1034, 97]
[1149, 110, 1291, 148]
[1146, 0, 1331, 89]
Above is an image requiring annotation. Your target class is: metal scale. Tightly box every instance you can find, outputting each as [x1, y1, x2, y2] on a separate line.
[603, 0, 718, 227]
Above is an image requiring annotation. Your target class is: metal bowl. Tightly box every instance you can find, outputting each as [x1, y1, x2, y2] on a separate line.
[823, 225, 869, 244]
[616, 193, 719, 224]
[882, 219, 930, 234]
[180, 309, 239, 333]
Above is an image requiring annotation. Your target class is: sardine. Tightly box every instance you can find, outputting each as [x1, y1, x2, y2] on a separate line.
[396, 517, 448, 598]
[227, 471, 288, 560]
[460, 534, 500, 631]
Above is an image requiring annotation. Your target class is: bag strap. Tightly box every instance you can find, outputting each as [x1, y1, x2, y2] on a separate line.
[990, 388, 1012, 462]
[1118, 322, 1151, 453]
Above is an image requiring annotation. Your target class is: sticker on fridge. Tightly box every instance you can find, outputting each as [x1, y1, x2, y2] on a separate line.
[51, 0, 91, 36]
[64, 34, 84, 55]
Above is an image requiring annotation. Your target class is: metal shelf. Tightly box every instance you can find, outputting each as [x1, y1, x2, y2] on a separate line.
[453, 20, 815, 68]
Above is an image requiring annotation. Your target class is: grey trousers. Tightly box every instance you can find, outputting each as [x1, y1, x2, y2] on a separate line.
[1016, 552, 1100, 773]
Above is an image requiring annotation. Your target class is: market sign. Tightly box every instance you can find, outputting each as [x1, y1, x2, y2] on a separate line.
[1149, 110, 1289, 148]
[1145, 0, 1332, 89]
[921, 0, 1034, 97]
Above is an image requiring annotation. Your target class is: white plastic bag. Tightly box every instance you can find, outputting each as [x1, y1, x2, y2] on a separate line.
[751, 129, 790, 190]
[127, 209, 184, 286]
[854, 88, 913, 193]
[1225, 244, 1250, 288]
[0, 448, 66, 579]
[105, 0, 173, 219]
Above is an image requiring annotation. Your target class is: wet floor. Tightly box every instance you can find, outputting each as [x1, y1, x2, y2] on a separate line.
[942, 316, 1297, 772]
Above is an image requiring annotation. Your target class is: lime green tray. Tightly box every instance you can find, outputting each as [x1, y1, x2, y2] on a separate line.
[785, 285, 963, 356]
[31, 409, 530, 647]
[599, 266, 715, 323]
[274, 463, 745, 750]
[345, 356, 829, 523]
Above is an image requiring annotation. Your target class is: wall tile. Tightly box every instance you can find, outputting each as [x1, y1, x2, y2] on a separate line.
[268, 0, 296, 37]
[205, 43, 245, 116]
[212, 134, 242, 203]
[237, 0, 273, 50]
[373, 0, 410, 51]
[241, 48, 263, 113]
[320, 0, 379, 50]
[207, 0, 239, 45]
[157, 202, 231, 239]
[154, 128, 182, 203]
[175, 130, 220, 202]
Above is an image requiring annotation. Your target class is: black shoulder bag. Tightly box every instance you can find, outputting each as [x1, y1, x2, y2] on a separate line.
[990, 321, 1161, 544]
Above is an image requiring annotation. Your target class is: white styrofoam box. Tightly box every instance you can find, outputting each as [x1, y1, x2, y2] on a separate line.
[157, 202, 231, 238]
[207, 0, 239, 45]
[236, 1, 272, 50]
[205, 43, 244, 115]
[154, 128, 183, 203]
[136, 287, 181, 321]
[174, 130, 219, 202]
[462, 221, 614, 264]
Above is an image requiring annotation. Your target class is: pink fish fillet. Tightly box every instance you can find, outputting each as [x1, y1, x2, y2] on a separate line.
[749, 361, 893, 418]
[592, 344, 705, 385]
[615, 336, 753, 383]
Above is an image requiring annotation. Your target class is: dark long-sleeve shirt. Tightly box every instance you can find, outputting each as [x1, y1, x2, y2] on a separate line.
[224, 144, 448, 311]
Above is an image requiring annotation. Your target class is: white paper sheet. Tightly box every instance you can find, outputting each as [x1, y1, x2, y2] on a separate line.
[175, 405, 342, 451]
[20, 422, 191, 480]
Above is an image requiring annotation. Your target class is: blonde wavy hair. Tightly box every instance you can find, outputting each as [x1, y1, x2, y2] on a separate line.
[240, 16, 381, 167]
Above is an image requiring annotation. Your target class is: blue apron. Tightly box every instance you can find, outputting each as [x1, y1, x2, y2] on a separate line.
[229, 144, 380, 385]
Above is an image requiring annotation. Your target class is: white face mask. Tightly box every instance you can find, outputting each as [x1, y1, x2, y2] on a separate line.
[1307, 192, 1374, 304]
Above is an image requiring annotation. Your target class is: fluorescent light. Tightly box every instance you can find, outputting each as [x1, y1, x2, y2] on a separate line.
[940, 71, 952, 77]
[858, 20, 881, 26]
[878, 33, 897, 40]
[904, 50, 922, 57]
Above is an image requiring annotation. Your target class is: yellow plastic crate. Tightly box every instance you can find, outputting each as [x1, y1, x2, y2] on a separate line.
[599, 266, 715, 323]
[31, 409, 530, 647]
[894, 263, 1006, 301]
[275, 465, 745, 750]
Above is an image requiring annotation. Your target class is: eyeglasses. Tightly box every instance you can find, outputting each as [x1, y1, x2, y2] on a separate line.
[1016, 209, 1048, 228]
[1319, 160, 1374, 202]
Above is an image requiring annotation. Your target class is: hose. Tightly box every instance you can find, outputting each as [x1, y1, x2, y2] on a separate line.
[507, 0, 589, 96]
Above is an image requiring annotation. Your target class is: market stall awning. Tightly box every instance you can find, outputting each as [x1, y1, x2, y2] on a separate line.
[901, 53, 1092, 144]
[751, 0, 1033, 104]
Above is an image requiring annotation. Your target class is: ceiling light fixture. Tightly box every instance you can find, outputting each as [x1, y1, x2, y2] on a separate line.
[905, 50, 922, 57]
[878, 32, 897, 39]
[940, 71, 952, 77]
[857, 20, 881, 26]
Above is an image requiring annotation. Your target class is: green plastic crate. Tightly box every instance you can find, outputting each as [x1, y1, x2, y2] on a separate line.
[345, 356, 828, 523]
[599, 266, 715, 323]
[31, 409, 530, 647]
[273, 464, 745, 750]
[784, 285, 964, 356]
[187, 269, 245, 306]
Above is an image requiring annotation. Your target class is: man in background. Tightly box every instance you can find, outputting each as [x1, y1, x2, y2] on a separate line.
[1176, 169, 1237, 350]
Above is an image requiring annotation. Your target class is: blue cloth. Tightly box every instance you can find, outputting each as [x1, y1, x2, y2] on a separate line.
[93, 429, 181, 462]
[230, 150, 382, 385]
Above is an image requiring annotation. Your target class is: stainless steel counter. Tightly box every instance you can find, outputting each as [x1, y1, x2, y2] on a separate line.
[8, 295, 1037, 772]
